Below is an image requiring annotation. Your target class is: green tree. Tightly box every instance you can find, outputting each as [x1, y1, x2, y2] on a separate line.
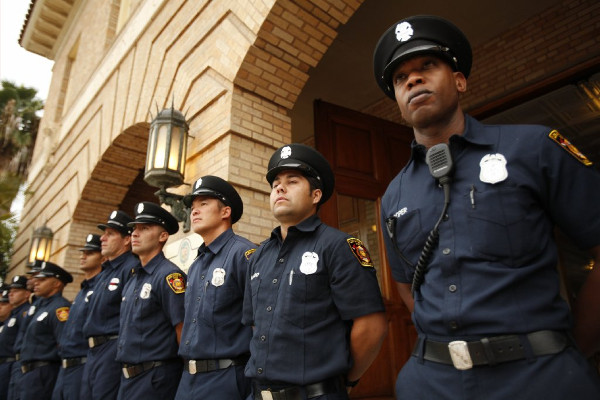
[0, 173, 21, 279]
[0, 80, 44, 175]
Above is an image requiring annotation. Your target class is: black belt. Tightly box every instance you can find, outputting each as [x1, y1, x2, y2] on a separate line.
[21, 361, 57, 374]
[0, 357, 16, 364]
[254, 377, 344, 400]
[413, 330, 570, 370]
[61, 357, 87, 368]
[88, 335, 118, 348]
[122, 361, 164, 379]
[184, 355, 248, 374]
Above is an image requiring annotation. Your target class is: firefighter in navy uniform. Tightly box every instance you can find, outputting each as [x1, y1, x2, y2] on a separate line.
[175, 176, 255, 400]
[0, 276, 30, 399]
[0, 286, 14, 398]
[52, 234, 104, 400]
[7, 264, 41, 400]
[116, 202, 186, 400]
[19, 262, 72, 400]
[80, 210, 137, 400]
[373, 15, 600, 399]
[243, 144, 388, 399]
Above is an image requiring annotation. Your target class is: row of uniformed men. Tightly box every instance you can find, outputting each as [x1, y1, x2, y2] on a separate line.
[0, 141, 388, 400]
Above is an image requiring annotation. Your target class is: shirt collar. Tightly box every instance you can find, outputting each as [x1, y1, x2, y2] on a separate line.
[198, 229, 234, 258]
[409, 114, 494, 161]
[270, 214, 322, 241]
[103, 251, 134, 271]
[139, 252, 166, 275]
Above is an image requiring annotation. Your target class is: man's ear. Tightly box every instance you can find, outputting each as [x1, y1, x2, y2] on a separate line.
[312, 188, 322, 205]
[455, 72, 467, 93]
[158, 230, 169, 244]
[221, 206, 232, 220]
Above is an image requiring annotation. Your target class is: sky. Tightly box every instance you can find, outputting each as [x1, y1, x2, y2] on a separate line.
[0, 0, 54, 101]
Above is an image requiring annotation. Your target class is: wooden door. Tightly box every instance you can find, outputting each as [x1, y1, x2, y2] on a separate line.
[314, 100, 416, 399]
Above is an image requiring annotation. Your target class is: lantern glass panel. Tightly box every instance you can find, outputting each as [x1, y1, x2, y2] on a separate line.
[28, 237, 40, 264]
[154, 124, 169, 169]
[168, 126, 182, 171]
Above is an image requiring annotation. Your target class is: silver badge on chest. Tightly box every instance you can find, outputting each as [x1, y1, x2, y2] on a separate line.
[211, 268, 226, 287]
[479, 153, 508, 184]
[299, 252, 319, 275]
[140, 283, 152, 299]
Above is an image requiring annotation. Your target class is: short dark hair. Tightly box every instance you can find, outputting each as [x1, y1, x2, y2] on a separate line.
[305, 175, 324, 211]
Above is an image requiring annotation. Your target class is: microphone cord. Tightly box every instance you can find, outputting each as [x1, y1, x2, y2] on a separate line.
[411, 178, 451, 295]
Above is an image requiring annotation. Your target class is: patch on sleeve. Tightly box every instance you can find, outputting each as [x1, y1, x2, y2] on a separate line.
[166, 273, 186, 294]
[347, 238, 373, 267]
[548, 130, 592, 166]
[245, 248, 256, 260]
[56, 307, 70, 322]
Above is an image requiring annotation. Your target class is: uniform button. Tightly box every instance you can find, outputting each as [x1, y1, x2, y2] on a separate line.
[192, 318, 196, 323]
[257, 368, 263, 374]
[272, 279, 278, 284]
[260, 335, 266, 341]
[448, 284, 457, 293]
[266, 306, 272, 312]
[196, 297, 201, 301]
[442, 248, 451, 255]
[185, 340, 189, 345]
[200, 275, 205, 280]
[449, 321, 458, 330]
[278, 258, 284, 263]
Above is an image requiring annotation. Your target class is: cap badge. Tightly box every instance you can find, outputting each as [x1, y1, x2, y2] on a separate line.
[281, 146, 292, 159]
[137, 203, 144, 214]
[87, 234, 93, 242]
[395, 21, 414, 42]
[299, 252, 319, 275]
[479, 153, 508, 184]
[140, 283, 152, 299]
[110, 210, 117, 219]
[211, 268, 226, 287]
[12, 276, 18, 283]
[195, 178, 202, 190]
[41, 262, 47, 270]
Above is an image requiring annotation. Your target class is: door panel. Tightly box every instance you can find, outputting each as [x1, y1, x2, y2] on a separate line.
[314, 100, 416, 399]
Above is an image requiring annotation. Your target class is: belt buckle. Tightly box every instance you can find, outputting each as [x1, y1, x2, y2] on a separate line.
[188, 360, 196, 375]
[88, 337, 95, 348]
[21, 365, 27, 374]
[62, 359, 68, 368]
[122, 367, 131, 379]
[260, 390, 274, 400]
[448, 340, 473, 370]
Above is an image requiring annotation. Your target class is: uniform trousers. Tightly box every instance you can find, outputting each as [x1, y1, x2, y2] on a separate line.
[51, 363, 85, 400]
[6, 362, 22, 400]
[396, 347, 600, 399]
[175, 364, 250, 400]
[20, 362, 60, 400]
[80, 339, 120, 400]
[0, 361, 14, 399]
[117, 359, 183, 400]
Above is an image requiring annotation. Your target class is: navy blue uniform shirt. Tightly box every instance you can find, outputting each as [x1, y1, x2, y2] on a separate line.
[0, 303, 29, 357]
[59, 274, 99, 358]
[20, 293, 71, 362]
[179, 229, 254, 360]
[83, 251, 138, 338]
[242, 214, 385, 385]
[13, 297, 40, 355]
[116, 252, 186, 364]
[381, 115, 600, 338]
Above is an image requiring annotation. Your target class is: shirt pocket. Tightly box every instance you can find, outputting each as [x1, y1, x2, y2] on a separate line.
[201, 283, 236, 327]
[388, 208, 426, 280]
[281, 271, 330, 328]
[466, 184, 541, 266]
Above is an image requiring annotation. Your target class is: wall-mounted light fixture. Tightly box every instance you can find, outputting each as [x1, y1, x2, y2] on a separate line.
[27, 224, 53, 266]
[144, 104, 191, 232]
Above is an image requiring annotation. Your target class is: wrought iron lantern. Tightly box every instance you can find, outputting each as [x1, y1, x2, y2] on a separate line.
[27, 224, 53, 266]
